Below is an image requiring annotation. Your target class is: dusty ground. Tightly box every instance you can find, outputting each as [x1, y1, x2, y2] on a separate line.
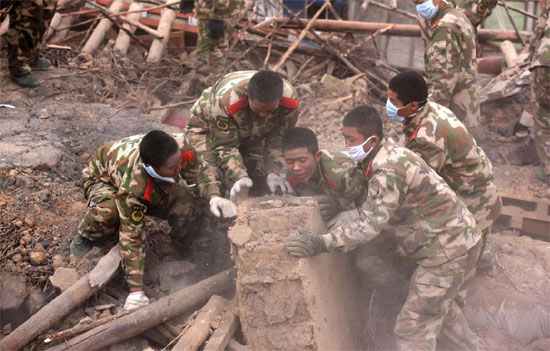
[0, 40, 548, 350]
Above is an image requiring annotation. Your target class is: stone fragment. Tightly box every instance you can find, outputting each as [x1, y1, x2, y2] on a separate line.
[0, 272, 27, 311]
[52, 254, 66, 269]
[49, 267, 80, 291]
[320, 74, 351, 95]
[11, 253, 23, 263]
[29, 251, 46, 265]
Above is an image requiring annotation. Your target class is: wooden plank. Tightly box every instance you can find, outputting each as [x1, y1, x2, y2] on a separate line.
[202, 300, 239, 351]
[497, 192, 550, 239]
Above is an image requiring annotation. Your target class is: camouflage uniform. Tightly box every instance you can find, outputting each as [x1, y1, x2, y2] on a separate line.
[322, 138, 483, 351]
[400, 101, 502, 237]
[530, 5, 550, 177]
[193, 0, 244, 76]
[425, 6, 480, 128]
[286, 149, 364, 209]
[5, 0, 56, 76]
[77, 134, 206, 288]
[187, 70, 300, 199]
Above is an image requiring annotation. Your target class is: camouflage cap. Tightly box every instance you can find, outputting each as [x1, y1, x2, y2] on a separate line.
[451, 0, 498, 26]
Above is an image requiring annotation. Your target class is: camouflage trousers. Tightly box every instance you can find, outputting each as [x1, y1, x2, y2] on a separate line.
[531, 66, 550, 176]
[394, 239, 483, 351]
[193, 17, 237, 77]
[6, 0, 56, 76]
[77, 182, 203, 287]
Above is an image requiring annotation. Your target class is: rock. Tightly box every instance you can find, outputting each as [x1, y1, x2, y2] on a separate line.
[29, 251, 46, 265]
[0, 272, 27, 311]
[24, 217, 35, 227]
[49, 267, 80, 291]
[25, 290, 48, 314]
[501, 244, 514, 254]
[320, 74, 351, 96]
[2, 324, 12, 335]
[8, 169, 17, 177]
[15, 174, 34, 187]
[52, 254, 66, 269]
[21, 233, 32, 245]
[11, 253, 23, 263]
[14, 220, 23, 228]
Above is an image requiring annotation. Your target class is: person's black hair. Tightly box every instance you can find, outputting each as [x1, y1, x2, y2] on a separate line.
[248, 70, 284, 103]
[139, 130, 179, 168]
[282, 127, 319, 155]
[388, 71, 429, 107]
[343, 105, 384, 140]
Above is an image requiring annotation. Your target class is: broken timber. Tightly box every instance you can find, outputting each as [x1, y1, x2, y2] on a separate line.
[45, 268, 236, 351]
[0, 246, 121, 351]
[498, 192, 550, 240]
[273, 18, 532, 43]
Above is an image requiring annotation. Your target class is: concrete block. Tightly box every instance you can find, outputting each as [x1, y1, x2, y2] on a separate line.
[229, 196, 362, 351]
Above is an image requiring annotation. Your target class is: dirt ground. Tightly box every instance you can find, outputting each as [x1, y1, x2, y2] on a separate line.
[0, 40, 549, 350]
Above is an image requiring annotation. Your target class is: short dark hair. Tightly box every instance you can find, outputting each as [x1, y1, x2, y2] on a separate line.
[343, 105, 384, 140]
[282, 127, 319, 155]
[139, 130, 179, 168]
[248, 70, 284, 103]
[389, 71, 428, 107]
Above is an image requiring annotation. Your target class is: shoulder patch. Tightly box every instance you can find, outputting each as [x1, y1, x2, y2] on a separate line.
[407, 125, 421, 144]
[130, 205, 146, 224]
[216, 116, 230, 131]
[226, 97, 249, 117]
[279, 97, 300, 110]
[181, 150, 195, 162]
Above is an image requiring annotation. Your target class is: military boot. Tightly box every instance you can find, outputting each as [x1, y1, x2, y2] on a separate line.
[10, 73, 41, 88]
[30, 57, 52, 70]
[70, 234, 94, 258]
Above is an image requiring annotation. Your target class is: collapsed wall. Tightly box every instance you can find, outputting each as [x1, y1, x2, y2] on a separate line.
[228, 196, 362, 350]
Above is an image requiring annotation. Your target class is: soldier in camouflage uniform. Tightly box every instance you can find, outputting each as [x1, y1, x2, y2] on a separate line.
[70, 131, 236, 310]
[188, 0, 244, 77]
[387, 71, 502, 268]
[414, 0, 495, 131]
[529, 0, 550, 182]
[282, 127, 363, 222]
[186, 70, 300, 202]
[285, 105, 484, 351]
[4, 0, 57, 88]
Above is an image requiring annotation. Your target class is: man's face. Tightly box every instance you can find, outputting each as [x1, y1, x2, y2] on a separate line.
[342, 126, 368, 148]
[284, 147, 321, 183]
[249, 99, 280, 118]
[387, 89, 405, 108]
[156, 151, 182, 178]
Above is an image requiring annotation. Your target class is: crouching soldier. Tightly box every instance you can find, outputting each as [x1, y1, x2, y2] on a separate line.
[70, 130, 236, 311]
[186, 70, 299, 202]
[285, 105, 484, 351]
[282, 127, 363, 222]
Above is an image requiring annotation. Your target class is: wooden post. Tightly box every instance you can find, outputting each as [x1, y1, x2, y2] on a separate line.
[45, 13, 61, 40]
[114, 2, 144, 54]
[500, 40, 518, 67]
[50, 14, 77, 44]
[146, 0, 177, 63]
[172, 295, 229, 351]
[202, 300, 239, 351]
[45, 268, 236, 351]
[82, 0, 125, 54]
[0, 246, 121, 351]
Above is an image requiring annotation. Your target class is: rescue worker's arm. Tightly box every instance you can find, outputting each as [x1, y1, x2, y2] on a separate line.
[116, 194, 147, 289]
[264, 108, 299, 174]
[426, 25, 461, 108]
[407, 136, 446, 174]
[209, 115, 249, 183]
[322, 167, 405, 252]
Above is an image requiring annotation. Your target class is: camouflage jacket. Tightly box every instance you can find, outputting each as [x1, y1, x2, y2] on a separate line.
[194, 0, 244, 20]
[322, 138, 481, 267]
[425, 7, 477, 108]
[188, 70, 300, 187]
[286, 149, 364, 209]
[530, 6, 550, 69]
[82, 134, 203, 288]
[399, 102, 502, 230]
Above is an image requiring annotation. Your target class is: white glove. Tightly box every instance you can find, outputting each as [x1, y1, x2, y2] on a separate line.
[266, 173, 294, 195]
[229, 177, 253, 202]
[209, 196, 237, 218]
[123, 291, 150, 311]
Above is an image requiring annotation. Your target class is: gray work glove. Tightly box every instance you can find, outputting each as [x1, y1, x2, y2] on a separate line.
[316, 196, 341, 223]
[209, 196, 237, 218]
[326, 209, 363, 232]
[284, 228, 328, 258]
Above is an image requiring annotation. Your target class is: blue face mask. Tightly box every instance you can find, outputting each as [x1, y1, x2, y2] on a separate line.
[386, 99, 405, 123]
[416, 0, 439, 20]
[143, 165, 175, 183]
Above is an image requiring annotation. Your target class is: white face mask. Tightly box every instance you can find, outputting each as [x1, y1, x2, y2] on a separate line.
[143, 165, 175, 183]
[346, 135, 376, 162]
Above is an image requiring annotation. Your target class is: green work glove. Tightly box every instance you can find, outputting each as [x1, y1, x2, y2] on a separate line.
[327, 209, 363, 231]
[316, 196, 341, 223]
[284, 228, 328, 258]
